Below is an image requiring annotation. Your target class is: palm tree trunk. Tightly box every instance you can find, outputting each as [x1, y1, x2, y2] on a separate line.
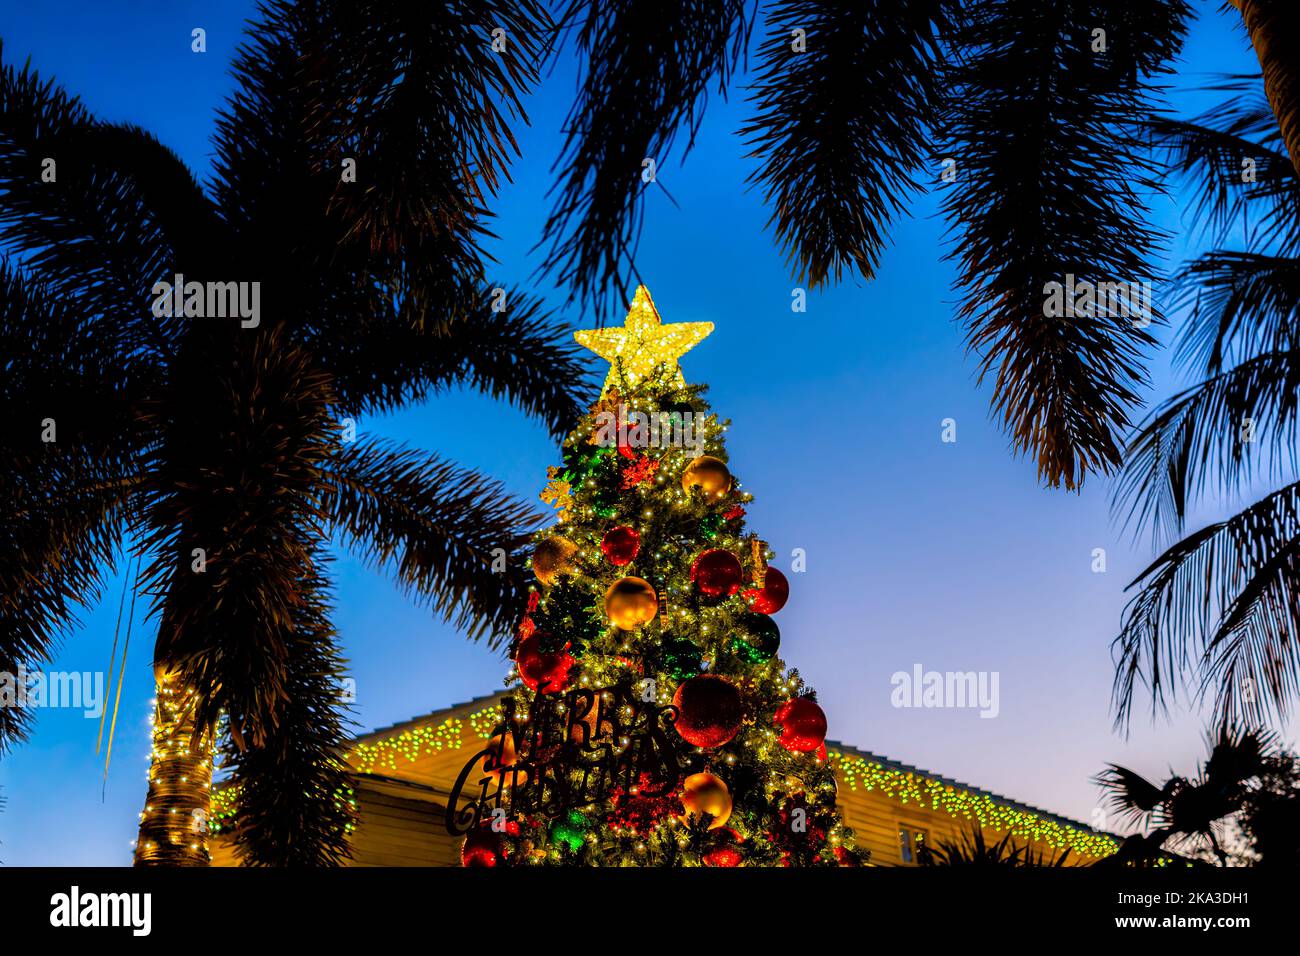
[1231, 0, 1300, 178]
[132, 667, 213, 866]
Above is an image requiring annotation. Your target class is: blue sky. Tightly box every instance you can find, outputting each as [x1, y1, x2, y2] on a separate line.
[1, 0, 1294, 865]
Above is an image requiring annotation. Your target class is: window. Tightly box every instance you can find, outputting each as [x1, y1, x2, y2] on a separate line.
[898, 824, 929, 864]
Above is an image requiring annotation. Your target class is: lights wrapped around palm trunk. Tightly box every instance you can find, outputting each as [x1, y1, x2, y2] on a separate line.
[133, 669, 213, 867]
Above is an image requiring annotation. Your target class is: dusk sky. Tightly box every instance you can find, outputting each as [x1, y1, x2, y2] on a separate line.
[2, 0, 1294, 865]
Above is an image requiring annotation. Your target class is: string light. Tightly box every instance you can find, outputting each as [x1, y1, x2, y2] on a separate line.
[350, 706, 504, 775]
[830, 750, 1118, 859]
[133, 670, 212, 866]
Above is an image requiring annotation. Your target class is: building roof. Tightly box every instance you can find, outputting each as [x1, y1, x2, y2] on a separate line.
[353, 689, 510, 745]
[826, 739, 1109, 839]
[354, 689, 1113, 841]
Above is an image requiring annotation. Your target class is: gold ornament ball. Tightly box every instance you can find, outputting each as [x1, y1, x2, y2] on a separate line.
[603, 576, 658, 630]
[532, 536, 578, 585]
[680, 772, 732, 830]
[681, 455, 732, 499]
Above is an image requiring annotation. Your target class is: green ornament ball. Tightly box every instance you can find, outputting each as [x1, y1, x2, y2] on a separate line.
[566, 808, 590, 828]
[732, 612, 781, 664]
[699, 513, 724, 539]
[659, 634, 705, 681]
[591, 481, 621, 516]
[562, 443, 616, 483]
[550, 820, 585, 852]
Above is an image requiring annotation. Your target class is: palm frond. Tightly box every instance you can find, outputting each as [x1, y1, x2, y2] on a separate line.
[305, 0, 550, 253]
[1095, 763, 1170, 826]
[211, 0, 545, 318]
[918, 827, 1019, 866]
[317, 287, 594, 437]
[1173, 251, 1300, 374]
[0, 258, 157, 472]
[0, 44, 217, 353]
[1095, 722, 1284, 865]
[0, 261, 142, 752]
[939, 0, 1189, 489]
[1112, 480, 1300, 730]
[209, 1, 347, 271]
[919, 825, 1068, 866]
[1113, 347, 1300, 543]
[1093, 829, 1177, 867]
[1147, 108, 1300, 253]
[1203, 723, 1275, 786]
[1194, 74, 1293, 147]
[1024, 842, 1073, 867]
[0, 484, 125, 753]
[539, 0, 753, 316]
[739, 0, 950, 288]
[321, 438, 543, 645]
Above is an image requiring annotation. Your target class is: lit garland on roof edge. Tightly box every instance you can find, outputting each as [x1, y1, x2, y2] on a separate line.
[829, 752, 1118, 859]
[350, 707, 504, 775]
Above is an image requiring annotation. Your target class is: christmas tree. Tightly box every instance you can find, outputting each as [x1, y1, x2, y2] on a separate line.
[454, 286, 863, 867]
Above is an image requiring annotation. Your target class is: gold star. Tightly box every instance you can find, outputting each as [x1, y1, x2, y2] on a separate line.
[575, 285, 713, 395]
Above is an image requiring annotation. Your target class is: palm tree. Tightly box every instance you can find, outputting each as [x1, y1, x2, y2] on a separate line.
[1111, 76, 1300, 730]
[1096, 725, 1276, 866]
[1235, 746, 1300, 865]
[0, 0, 591, 867]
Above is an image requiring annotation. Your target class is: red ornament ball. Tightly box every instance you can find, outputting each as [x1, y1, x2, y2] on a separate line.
[672, 674, 743, 748]
[834, 845, 861, 867]
[703, 845, 743, 867]
[461, 828, 503, 867]
[703, 828, 744, 867]
[743, 567, 790, 614]
[601, 526, 641, 566]
[774, 697, 827, 754]
[516, 633, 575, 694]
[610, 772, 685, 835]
[691, 549, 744, 599]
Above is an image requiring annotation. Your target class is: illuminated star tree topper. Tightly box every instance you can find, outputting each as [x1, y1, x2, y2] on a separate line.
[574, 285, 713, 395]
